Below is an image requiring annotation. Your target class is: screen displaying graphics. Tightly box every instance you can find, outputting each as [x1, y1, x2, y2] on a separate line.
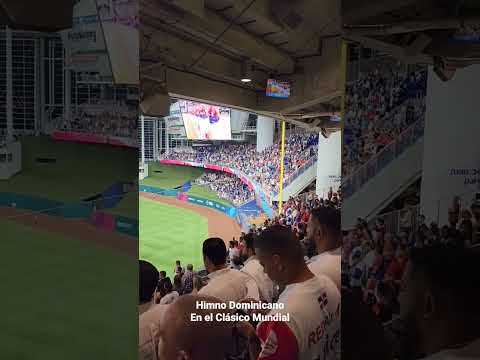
[179, 101, 232, 140]
[266, 79, 291, 98]
[451, 29, 480, 42]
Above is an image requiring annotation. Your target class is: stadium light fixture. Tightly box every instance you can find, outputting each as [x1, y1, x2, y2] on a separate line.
[240, 61, 253, 83]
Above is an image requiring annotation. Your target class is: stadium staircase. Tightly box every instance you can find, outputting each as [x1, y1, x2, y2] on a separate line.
[271, 156, 318, 202]
[342, 118, 424, 229]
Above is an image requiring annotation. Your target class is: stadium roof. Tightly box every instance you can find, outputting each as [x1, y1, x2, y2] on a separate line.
[342, 0, 480, 80]
[0, 1, 75, 31]
[140, 0, 343, 131]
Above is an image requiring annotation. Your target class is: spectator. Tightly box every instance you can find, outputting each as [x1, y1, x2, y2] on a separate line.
[240, 225, 340, 360]
[139, 260, 159, 315]
[342, 288, 393, 360]
[306, 206, 342, 289]
[240, 233, 276, 303]
[398, 247, 480, 359]
[198, 237, 259, 302]
[157, 295, 237, 360]
[174, 260, 184, 277]
[173, 274, 184, 296]
[181, 264, 195, 295]
[159, 277, 179, 305]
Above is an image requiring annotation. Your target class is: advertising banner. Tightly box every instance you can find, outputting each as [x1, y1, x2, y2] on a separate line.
[115, 215, 139, 236]
[60, 0, 112, 79]
[186, 195, 237, 218]
[51, 131, 137, 148]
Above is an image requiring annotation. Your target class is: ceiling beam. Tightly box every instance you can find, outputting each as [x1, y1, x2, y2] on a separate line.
[140, 28, 267, 91]
[342, 0, 422, 24]
[343, 14, 480, 36]
[142, 0, 295, 73]
[279, 91, 342, 114]
[346, 35, 434, 64]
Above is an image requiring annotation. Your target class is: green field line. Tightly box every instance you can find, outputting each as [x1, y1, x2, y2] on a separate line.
[1, 220, 137, 359]
[139, 196, 208, 276]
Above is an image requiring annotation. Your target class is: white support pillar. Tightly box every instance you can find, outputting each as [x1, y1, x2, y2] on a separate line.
[421, 65, 480, 225]
[165, 125, 170, 155]
[153, 118, 159, 160]
[256, 115, 275, 152]
[315, 131, 341, 198]
[140, 115, 145, 164]
[64, 47, 71, 123]
[6, 26, 13, 142]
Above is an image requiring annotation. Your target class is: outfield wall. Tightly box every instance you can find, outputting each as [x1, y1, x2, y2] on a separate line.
[0, 191, 138, 237]
[139, 185, 238, 218]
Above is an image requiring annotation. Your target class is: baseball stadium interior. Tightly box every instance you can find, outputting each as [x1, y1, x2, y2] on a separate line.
[139, 1, 480, 360]
[1, 0, 480, 359]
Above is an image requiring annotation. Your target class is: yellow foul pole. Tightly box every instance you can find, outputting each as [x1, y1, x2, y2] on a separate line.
[278, 119, 286, 216]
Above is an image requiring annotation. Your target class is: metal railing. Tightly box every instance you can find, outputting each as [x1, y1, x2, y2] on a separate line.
[272, 154, 318, 196]
[370, 205, 421, 234]
[342, 116, 425, 199]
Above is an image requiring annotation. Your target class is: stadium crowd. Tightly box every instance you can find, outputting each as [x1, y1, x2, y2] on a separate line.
[194, 171, 254, 206]
[343, 65, 427, 177]
[139, 191, 343, 360]
[56, 102, 137, 138]
[342, 194, 480, 359]
[168, 131, 319, 195]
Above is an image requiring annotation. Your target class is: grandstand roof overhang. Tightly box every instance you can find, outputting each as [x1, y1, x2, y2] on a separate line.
[140, 0, 342, 130]
[342, 0, 480, 80]
[0, 1, 75, 31]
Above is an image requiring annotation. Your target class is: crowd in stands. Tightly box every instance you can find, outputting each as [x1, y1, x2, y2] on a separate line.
[139, 190, 342, 360]
[56, 102, 137, 138]
[168, 131, 319, 195]
[342, 194, 480, 358]
[343, 63, 427, 178]
[194, 171, 254, 206]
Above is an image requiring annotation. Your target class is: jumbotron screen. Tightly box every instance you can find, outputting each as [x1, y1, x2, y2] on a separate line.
[266, 79, 290, 98]
[179, 101, 232, 140]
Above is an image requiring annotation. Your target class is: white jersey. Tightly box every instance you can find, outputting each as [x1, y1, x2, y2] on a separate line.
[159, 291, 179, 305]
[138, 304, 169, 360]
[256, 275, 341, 360]
[198, 267, 260, 302]
[308, 247, 341, 290]
[241, 256, 276, 303]
[420, 338, 480, 360]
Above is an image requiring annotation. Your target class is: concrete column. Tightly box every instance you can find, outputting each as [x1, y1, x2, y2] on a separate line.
[140, 115, 145, 163]
[6, 26, 13, 142]
[256, 115, 275, 152]
[315, 131, 341, 198]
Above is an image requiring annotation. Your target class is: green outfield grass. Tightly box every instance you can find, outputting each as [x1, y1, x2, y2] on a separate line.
[140, 196, 207, 275]
[141, 163, 233, 207]
[140, 163, 203, 188]
[104, 191, 138, 219]
[0, 136, 137, 202]
[188, 184, 232, 207]
[0, 220, 137, 360]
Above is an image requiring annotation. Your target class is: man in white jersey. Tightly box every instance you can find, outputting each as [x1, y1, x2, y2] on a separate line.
[306, 207, 341, 289]
[238, 225, 340, 360]
[156, 295, 237, 360]
[241, 232, 277, 303]
[139, 303, 169, 360]
[398, 246, 480, 360]
[198, 237, 260, 302]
